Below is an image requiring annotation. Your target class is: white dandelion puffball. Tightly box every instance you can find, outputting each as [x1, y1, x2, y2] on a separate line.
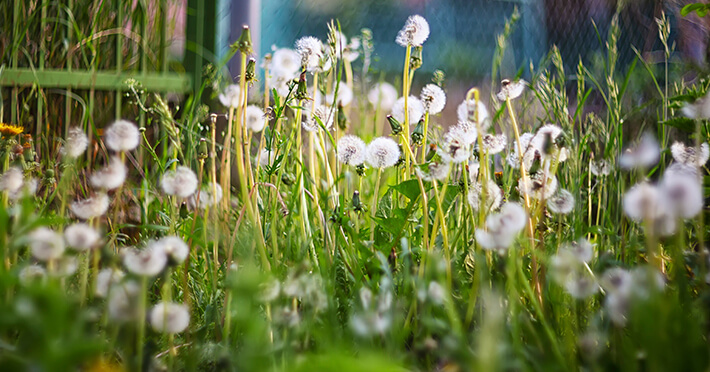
[63, 127, 88, 158]
[64, 223, 100, 251]
[161, 166, 198, 198]
[529, 124, 563, 158]
[661, 171, 703, 219]
[670, 141, 709, 167]
[271, 48, 301, 77]
[29, 227, 65, 262]
[108, 280, 141, 322]
[496, 79, 526, 101]
[19, 265, 47, 285]
[681, 90, 710, 119]
[450, 121, 478, 145]
[219, 84, 242, 109]
[600, 267, 633, 296]
[619, 133, 659, 170]
[337, 135, 367, 166]
[438, 129, 472, 163]
[150, 302, 190, 334]
[396, 15, 430, 47]
[623, 182, 665, 222]
[475, 202, 528, 253]
[507, 132, 535, 170]
[0, 167, 24, 195]
[415, 161, 451, 182]
[391, 96, 424, 125]
[325, 82, 354, 107]
[590, 159, 612, 176]
[155, 236, 190, 264]
[51, 256, 79, 277]
[258, 149, 276, 167]
[268, 70, 295, 98]
[90, 156, 127, 190]
[188, 183, 223, 210]
[456, 99, 490, 129]
[303, 105, 334, 132]
[245, 105, 266, 132]
[7, 177, 37, 201]
[562, 238, 594, 264]
[366, 137, 401, 169]
[122, 246, 167, 277]
[518, 171, 558, 200]
[95, 268, 125, 298]
[467, 180, 503, 212]
[295, 36, 323, 72]
[368, 82, 398, 112]
[564, 271, 599, 299]
[70, 193, 110, 220]
[547, 189, 575, 215]
[104, 119, 140, 152]
[420, 84, 446, 115]
[480, 134, 508, 155]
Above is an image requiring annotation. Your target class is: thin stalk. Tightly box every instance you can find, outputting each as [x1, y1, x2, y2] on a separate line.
[370, 167, 382, 242]
[402, 45, 412, 179]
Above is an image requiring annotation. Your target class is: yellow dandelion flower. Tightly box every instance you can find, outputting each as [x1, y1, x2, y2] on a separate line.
[0, 123, 24, 136]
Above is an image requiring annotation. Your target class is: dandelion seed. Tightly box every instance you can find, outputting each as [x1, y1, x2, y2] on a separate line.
[368, 82, 398, 112]
[95, 268, 125, 298]
[480, 133, 507, 154]
[564, 271, 599, 299]
[564, 238, 594, 263]
[122, 246, 167, 277]
[70, 193, 110, 220]
[529, 124, 563, 158]
[506, 132, 535, 170]
[456, 99, 490, 129]
[547, 189, 575, 215]
[366, 137, 400, 169]
[270, 48, 301, 77]
[0, 167, 24, 195]
[665, 162, 699, 178]
[295, 36, 323, 72]
[449, 121, 478, 146]
[518, 170, 558, 200]
[438, 129, 471, 163]
[188, 183, 223, 210]
[149, 302, 190, 334]
[619, 133, 659, 170]
[467, 180, 503, 212]
[395, 15, 430, 47]
[19, 265, 47, 285]
[420, 84, 446, 115]
[605, 292, 630, 326]
[337, 135, 367, 166]
[154, 236, 189, 265]
[475, 202, 527, 253]
[325, 83, 354, 107]
[90, 156, 127, 190]
[245, 105, 266, 132]
[104, 119, 140, 152]
[496, 79, 526, 101]
[64, 223, 100, 251]
[661, 171, 703, 219]
[259, 279, 281, 302]
[303, 105, 334, 132]
[590, 159, 612, 176]
[427, 282, 445, 304]
[600, 267, 633, 296]
[108, 280, 141, 322]
[681, 90, 710, 119]
[415, 161, 450, 182]
[670, 141, 709, 167]
[219, 84, 242, 108]
[51, 256, 79, 277]
[623, 182, 665, 222]
[29, 227, 65, 262]
[63, 127, 88, 158]
[391, 96, 424, 125]
[160, 166, 198, 198]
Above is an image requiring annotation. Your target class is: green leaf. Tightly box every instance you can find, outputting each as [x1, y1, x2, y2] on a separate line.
[660, 117, 696, 132]
[681, 4, 710, 17]
[391, 179, 427, 200]
[375, 188, 393, 219]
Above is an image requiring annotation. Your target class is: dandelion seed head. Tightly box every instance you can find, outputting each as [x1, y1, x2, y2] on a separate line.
[547, 189, 575, 215]
[601, 267, 633, 296]
[245, 105, 266, 132]
[368, 82, 398, 112]
[95, 268, 124, 298]
[467, 180, 503, 212]
[19, 265, 47, 285]
[496, 79, 526, 101]
[108, 280, 141, 322]
[438, 129, 471, 163]
[665, 162, 699, 178]
[529, 124, 563, 157]
[259, 278, 281, 303]
[150, 302, 190, 334]
[395, 15, 430, 47]
[219, 84, 242, 108]
[64, 223, 100, 251]
[456, 99, 490, 130]
[564, 238, 594, 263]
[630, 267, 665, 299]
[450, 121, 478, 145]
[63, 127, 88, 158]
[662, 171, 703, 219]
[480, 133, 507, 154]
[518, 171, 558, 200]
[29, 227, 65, 262]
[51, 256, 79, 277]
[295, 36, 323, 71]
[268, 70, 294, 97]
[90, 156, 127, 190]
[122, 246, 167, 277]
[160, 166, 198, 198]
[619, 133, 659, 170]
[326, 82, 354, 107]
[188, 183, 223, 210]
[104, 120, 140, 152]
[475, 202, 527, 253]
[591, 159, 612, 176]
[670, 141, 709, 167]
[70, 193, 110, 220]
[507, 132, 535, 169]
[270, 48, 301, 77]
[391, 96, 424, 125]
[623, 182, 664, 222]
[154, 236, 189, 265]
[337, 135, 367, 166]
[550, 250, 578, 284]
[303, 105, 334, 132]
[0, 167, 24, 194]
[415, 161, 450, 182]
[366, 137, 400, 169]
[564, 271, 599, 299]
[427, 282, 445, 304]
[681, 90, 710, 119]
[420, 84, 446, 114]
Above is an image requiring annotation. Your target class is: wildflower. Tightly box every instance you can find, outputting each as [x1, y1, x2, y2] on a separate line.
[391, 96, 424, 125]
[95, 268, 125, 298]
[605, 292, 630, 326]
[7, 177, 37, 201]
[337, 135, 367, 166]
[368, 82, 398, 112]
[303, 105, 334, 132]
[396, 14, 430, 47]
[496, 79, 526, 101]
[467, 180, 503, 211]
[619, 133, 659, 170]
[104, 119, 140, 152]
[438, 129, 471, 163]
[154, 236, 189, 265]
[681, 90, 710, 119]
[108, 280, 141, 322]
[550, 249, 578, 284]
[670, 141, 709, 167]
[259, 279, 281, 302]
[90, 156, 127, 190]
[475, 202, 528, 254]
[661, 171, 703, 219]
[547, 189, 575, 214]
[0, 167, 24, 195]
[565, 238, 594, 263]
[219, 84, 242, 108]
[415, 161, 450, 182]
[529, 124, 563, 159]
[623, 182, 665, 222]
[564, 271, 599, 299]
[63, 127, 88, 158]
[665, 162, 699, 178]
[64, 223, 100, 251]
[245, 105, 266, 132]
[600, 267, 633, 296]
[351, 311, 392, 337]
[427, 282, 445, 304]
[188, 183, 223, 210]
[51, 256, 79, 277]
[70, 193, 110, 220]
[420, 84, 446, 115]
[456, 99, 490, 129]
[122, 246, 167, 277]
[479, 133, 507, 155]
[590, 159, 612, 176]
[518, 170, 558, 200]
[160, 166, 198, 198]
[0, 122, 24, 136]
[325, 83, 354, 106]
[506, 132, 536, 170]
[149, 302, 190, 334]
[366, 137, 401, 169]
[29, 228, 65, 262]
[295, 36, 323, 72]
[270, 47, 301, 77]
[19, 265, 47, 285]
[449, 121, 478, 145]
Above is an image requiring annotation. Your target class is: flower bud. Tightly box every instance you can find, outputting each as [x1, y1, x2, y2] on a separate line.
[387, 115, 402, 135]
[411, 117, 424, 145]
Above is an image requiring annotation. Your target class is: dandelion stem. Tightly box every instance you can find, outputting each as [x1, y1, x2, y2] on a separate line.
[402, 45, 412, 179]
[370, 167, 382, 242]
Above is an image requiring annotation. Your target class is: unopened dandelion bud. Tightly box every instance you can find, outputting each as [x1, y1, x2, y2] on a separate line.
[337, 102, 348, 130]
[411, 118, 424, 145]
[352, 190, 364, 212]
[198, 138, 208, 159]
[356, 163, 367, 177]
[426, 144, 437, 162]
[281, 172, 295, 186]
[386, 115, 402, 135]
[246, 58, 257, 83]
[295, 72, 309, 101]
[234, 25, 253, 55]
[432, 70, 445, 86]
[409, 46, 423, 70]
